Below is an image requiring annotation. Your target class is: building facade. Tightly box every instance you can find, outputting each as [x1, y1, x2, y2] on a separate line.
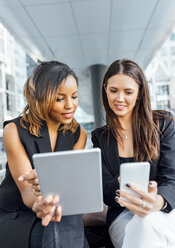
[146, 29, 175, 113]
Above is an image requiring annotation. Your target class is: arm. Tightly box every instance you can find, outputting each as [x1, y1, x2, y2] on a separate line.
[92, 130, 119, 207]
[157, 117, 175, 209]
[115, 118, 175, 217]
[3, 122, 36, 208]
[4, 122, 61, 226]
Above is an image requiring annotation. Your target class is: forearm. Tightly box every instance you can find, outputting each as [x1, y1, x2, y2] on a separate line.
[21, 188, 37, 209]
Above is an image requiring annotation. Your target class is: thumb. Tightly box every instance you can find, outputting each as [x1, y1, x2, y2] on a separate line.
[148, 181, 157, 194]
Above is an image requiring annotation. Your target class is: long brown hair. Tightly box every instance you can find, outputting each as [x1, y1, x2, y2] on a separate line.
[102, 59, 171, 162]
[20, 61, 79, 136]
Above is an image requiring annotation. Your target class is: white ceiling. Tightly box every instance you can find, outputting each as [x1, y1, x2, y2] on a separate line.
[0, 0, 175, 76]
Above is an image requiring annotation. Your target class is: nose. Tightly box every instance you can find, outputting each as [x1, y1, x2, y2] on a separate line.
[116, 92, 124, 101]
[65, 97, 73, 109]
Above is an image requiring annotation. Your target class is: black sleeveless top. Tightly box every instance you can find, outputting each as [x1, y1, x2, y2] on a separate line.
[0, 116, 80, 212]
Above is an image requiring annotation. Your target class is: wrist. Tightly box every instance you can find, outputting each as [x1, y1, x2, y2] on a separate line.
[160, 197, 171, 213]
[155, 194, 164, 211]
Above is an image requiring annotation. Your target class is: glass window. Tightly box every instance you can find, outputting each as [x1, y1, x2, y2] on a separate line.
[6, 74, 14, 91]
[161, 48, 167, 56]
[156, 85, 169, 95]
[170, 47, 175, 55]
[6, 93, 15, 113]
[157, 100, 170, 110]
[0, 65, 2, 89]
[170, 33, 175, 41]
[0, 39, 4, 55]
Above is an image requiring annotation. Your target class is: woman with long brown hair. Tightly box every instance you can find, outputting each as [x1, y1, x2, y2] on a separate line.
[92, 59, 175, 248]
[0, 61, 88, 248]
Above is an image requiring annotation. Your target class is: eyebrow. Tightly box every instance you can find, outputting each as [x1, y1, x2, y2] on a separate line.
[109, 86, 135, 91]
[57, 91, 78, 96]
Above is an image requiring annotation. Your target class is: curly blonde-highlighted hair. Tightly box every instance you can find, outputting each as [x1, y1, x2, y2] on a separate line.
[20, 61, 79, 136]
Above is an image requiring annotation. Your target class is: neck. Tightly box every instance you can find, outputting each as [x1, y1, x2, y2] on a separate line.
[118, 115, 132, 131]
[46, 119, 61, 133]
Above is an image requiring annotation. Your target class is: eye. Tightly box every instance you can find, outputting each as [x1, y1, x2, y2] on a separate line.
[110, 89, 117, 93]
[72, 95, 78, 99]
[56, 97, 64, 102]
[125, 91, 133, 95]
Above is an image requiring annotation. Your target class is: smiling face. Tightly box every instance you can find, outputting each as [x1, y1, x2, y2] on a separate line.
[105, 74, 139, 120]
[48, 75, 78, 125]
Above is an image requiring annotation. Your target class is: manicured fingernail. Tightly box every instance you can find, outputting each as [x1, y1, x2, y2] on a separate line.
[45, 195, 52, 203]
[126, 183, 131, 187]
[58, 206, 62, 213]
[53, 196, 59, 204]
[114, 196, 119, 202]
[18, 176, 24, 181]
[115, 190, 120, 196]
[50, 206, 55, 214]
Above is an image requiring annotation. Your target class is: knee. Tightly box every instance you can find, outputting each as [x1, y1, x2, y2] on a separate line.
[126, 211, 161, 234]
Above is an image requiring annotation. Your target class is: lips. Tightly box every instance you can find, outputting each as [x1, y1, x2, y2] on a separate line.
[115, 104, 126, 111]
[62, 112, 74, 119]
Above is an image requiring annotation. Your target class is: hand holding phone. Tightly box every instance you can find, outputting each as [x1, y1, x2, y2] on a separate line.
[120, 162, 150, 202]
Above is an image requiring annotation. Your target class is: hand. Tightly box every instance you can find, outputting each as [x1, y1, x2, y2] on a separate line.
[32, 195, 62, 226]
[18, 169, 41, 196]
[115, 181, 164, 217]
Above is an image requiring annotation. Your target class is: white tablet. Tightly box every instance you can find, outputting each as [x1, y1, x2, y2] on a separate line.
[33, 148, 103, 216]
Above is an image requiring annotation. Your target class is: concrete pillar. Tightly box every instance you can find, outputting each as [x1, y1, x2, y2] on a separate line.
[89, 64, 107, 128]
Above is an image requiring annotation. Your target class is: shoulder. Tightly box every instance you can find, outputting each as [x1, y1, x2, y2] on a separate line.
[3, 116, 22, 129]
[153, 111, 175, 141]
[92, 125, 109, 141]
[73, 125, 87, 149]
[157, 111, 174, 133]
[92, 125, 108, 137]
[3, 121, 21, 152]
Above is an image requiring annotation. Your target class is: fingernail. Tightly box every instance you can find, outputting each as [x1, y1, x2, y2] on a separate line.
[58, 206, 62, 213]
[115, 190, 120, 196]
[114, 196, 119, 202]
[45, 195, 52, 203]
[53, 196, 59, 204]
[126, 183, 131, 187]
[18, 176, 24, 181]
[50, 206, 55, 214]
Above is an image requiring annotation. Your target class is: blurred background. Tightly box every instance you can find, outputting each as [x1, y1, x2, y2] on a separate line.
[1, 0, 175, 181]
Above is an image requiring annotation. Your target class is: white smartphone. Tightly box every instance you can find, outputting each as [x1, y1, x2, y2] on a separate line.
[120, 162, 150, 203]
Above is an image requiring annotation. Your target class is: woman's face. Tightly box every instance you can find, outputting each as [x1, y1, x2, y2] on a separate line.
[48, 75, 78, 124]
[105, 74, 139, 119]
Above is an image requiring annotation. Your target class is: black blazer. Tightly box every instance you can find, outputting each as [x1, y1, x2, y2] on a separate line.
[92, 116, 175, 228]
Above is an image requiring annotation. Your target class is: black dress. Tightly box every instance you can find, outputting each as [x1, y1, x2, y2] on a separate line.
[0, 117, 88, 248]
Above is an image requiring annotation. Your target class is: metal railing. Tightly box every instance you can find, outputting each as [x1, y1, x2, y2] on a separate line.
[0, 168, 5, 183]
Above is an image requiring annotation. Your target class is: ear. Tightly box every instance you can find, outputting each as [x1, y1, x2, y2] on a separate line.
[104, 84, 107, 93]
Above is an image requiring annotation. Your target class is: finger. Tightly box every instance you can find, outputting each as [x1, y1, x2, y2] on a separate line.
[125, 183, 155, 203]
[28, 178, 39, 185]
[43, 195, 53, 205]
[34, 191, 42, 197]
[116, 191, 153, 211]
[32, 184, 40, 192]
[18, 169, 37, 182]
[115, 196, 149, 217]
[118, 177, 120, 183]
[51, 206, 62, 222]
[42, 206, 56, 226]
[32, 196, 43, 212]
[148, 181, 157, 193]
